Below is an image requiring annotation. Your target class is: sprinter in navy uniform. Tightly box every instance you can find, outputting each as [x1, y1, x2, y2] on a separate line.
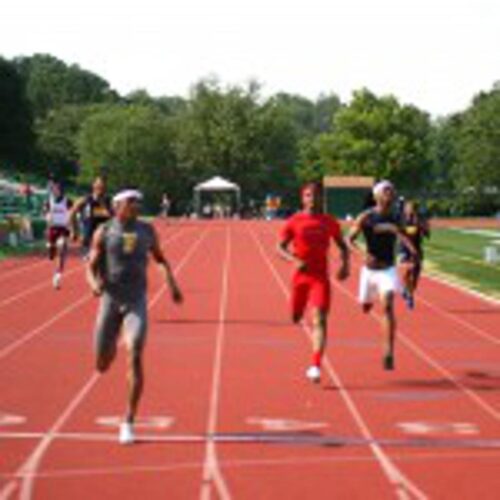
[348, 181, 417, 370]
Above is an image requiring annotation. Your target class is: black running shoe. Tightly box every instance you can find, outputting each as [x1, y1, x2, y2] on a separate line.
[383, 354, 395, 371]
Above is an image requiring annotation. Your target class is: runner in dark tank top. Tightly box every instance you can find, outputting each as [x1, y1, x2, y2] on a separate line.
[348, 180, 417, 371]
[70, 176, 113, 257]
[398, 200, 430, 309]
[362, 209, 400, 269]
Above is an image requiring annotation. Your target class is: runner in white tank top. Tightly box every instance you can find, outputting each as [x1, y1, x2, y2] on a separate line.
[45, 182, 72, 289]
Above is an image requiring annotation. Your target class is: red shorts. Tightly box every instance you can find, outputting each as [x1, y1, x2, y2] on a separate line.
[48, 226, 69, 246]
[291, 272, 331, 316]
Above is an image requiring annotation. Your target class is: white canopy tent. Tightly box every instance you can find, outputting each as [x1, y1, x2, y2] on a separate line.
[193, 176, 241, 217]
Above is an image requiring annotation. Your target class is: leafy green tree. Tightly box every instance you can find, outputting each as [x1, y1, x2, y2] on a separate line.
[126, 89, 187, 117]
[308, 89, 432, 190]
[453, 84, 500, 213]
[174, 79, 301, 201]
[36, 104, 102, 181]
[0, 57, 34, 167]
[428, 115, 462, 195]
[78, 104, 180, 209]
[267, 93, 316, 138]
[313, 93, 342, 133]
[175, 80, 264, 194]
[14, 54, 117, 119]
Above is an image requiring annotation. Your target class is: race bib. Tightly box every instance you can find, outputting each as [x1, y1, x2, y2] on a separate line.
[93, 207, 110, 217]
[122, 232, 138, 254]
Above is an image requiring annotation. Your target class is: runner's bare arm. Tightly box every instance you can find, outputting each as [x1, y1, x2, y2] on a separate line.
[333, 232, 350, 280]
[68, 196, 86, 239]
[421, 218, 431, 238]
[277, 237, 306, 271]
[150, 227, 183, 304]
[396, 229, 418, 258]
[86, 225, 105, 296]
[347, 211, 368, 251]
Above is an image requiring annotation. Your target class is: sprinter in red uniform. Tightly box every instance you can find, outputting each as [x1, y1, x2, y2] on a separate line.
[278, 182, 350, 383]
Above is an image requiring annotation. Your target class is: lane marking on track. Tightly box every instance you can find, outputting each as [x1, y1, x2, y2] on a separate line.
[425, 272, 500, 306]
[96, 415, 175, 430]
[0, 228, 209, 500]
[0, 374, 100, 500]
[0, 259, 48, 281]
[415, 294, 500, 347]
[2, 430, 500, 449]
[0, 227, 187, 362]
[250, 227, 428, 500]
[0, 412, 27, 427]
[397, 421, 479, 436]
[0, 225, 187, 309]
[4, 449, 500, 483]
[0, 294, 90, 361]
[0, 261, 85, 308]
[329, 254, 500, 423]
[246, 417, 328, 432]
[200, 227, 232, 500]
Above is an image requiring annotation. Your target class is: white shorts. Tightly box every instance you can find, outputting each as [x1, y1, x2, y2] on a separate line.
[358, 266, 400, 304]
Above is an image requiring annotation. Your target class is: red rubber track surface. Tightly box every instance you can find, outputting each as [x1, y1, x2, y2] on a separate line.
[1, 220, 499, 500]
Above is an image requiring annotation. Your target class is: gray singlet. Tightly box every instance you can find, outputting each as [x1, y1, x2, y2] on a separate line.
[100, 218, 155, 304]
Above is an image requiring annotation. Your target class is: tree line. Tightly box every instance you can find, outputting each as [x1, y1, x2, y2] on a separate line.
[1, 53, 499, 214]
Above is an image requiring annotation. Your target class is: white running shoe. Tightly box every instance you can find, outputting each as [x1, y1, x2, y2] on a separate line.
[52, 272, 61, 290]
[119, 422, 135, 445]
[306, 365, 321, 383]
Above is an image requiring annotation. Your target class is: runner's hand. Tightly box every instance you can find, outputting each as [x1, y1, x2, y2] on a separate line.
[295, 259, 307, 272]
[171, 285, 183, 304]
[89, 278, 103, 297]
[336, 263, 349, 281]
[365, 254, 377, 268]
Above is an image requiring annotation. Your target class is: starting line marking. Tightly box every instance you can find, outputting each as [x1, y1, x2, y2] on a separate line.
[0, 412, 26, 427]
[398, 421, 479, 436]
[95, 415, 175, 430]
[1, 430, 499, 449]
[246, 417, 329, 432]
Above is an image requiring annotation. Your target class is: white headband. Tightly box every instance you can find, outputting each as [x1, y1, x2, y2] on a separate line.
[113, 189, 143, 204]
[372, 180, 394, 198]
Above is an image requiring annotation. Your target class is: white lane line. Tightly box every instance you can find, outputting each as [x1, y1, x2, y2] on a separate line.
[0, 259, 48, 281]
[0, 481, 17, 500]
[2, 449, 500, 484]
[398, 335, 500, 421]
[1, 225, 188, 309]
[330, 261, 500, 422]
[200, 227, 232, 500]
[425, 272, 500, 306]
[0, 228, 187, 362]
[416, 295, 500, 347]
[0, 375, 102, 500]
[0, 227, 209, 500]
[0, 261, 85, 308]
[0, 294, 90, 361]
[250, 227, 427, 500]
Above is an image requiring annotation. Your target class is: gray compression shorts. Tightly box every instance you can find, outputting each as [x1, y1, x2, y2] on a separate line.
[94, 293, 148, 357]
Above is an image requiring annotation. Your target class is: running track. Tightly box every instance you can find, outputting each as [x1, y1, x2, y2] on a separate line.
[1, 220, 500, 499]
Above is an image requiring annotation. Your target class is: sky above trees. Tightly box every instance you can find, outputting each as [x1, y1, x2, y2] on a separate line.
[2, 0, 499, 117]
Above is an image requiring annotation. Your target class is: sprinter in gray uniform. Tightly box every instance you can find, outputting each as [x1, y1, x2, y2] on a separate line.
[86, 188, 183, 444]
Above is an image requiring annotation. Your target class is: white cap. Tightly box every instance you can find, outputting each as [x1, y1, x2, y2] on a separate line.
[372, 180, 394, 198]
[112, 189, 143, 204]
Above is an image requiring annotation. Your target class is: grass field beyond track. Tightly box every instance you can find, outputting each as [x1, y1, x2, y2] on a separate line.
[425, 227, 500, 298]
